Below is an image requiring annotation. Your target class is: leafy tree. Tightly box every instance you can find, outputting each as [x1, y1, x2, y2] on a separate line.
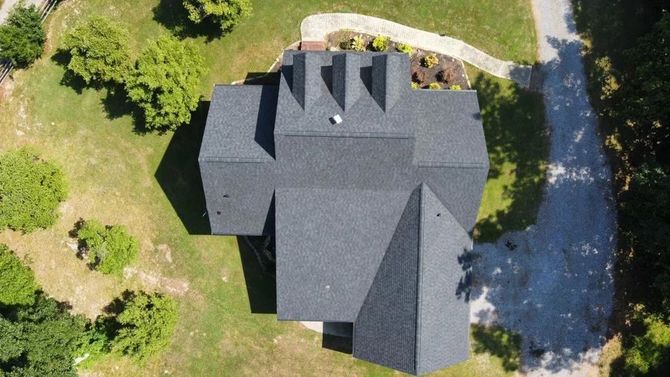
[125, 35, 205, 131]
[60, 16, 132, 85]
[0, 4, 45, 67]
[182, 0, 252, 32]
[0, 245, 39, 306]
[0, 294, 92, 377]
[77, 220, 139, 275]
[109, 291, 178, 360]
[0, 149, 67, 233]
[623, 310, 670, 375]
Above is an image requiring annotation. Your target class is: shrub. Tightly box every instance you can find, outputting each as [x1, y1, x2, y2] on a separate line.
[428, 82, 442, 90]
[110, 291, 178, 360]
[371, 35, 390, 52]
[412, 69, 427, 85]
[0, 244, 39, 306]
[0, 149, 67, 232]
[439, 69, 454, 83]
[411, 82, 420, 90]
[350, 35, 367, 52]
[450, 84, 462, 90]
[623, 312, 670, 374]
[422, 53, 439, 68]
[77, 220, 139, 275]
[183, 0, 252, 32]
[396, 43, 413, 56]
[61, 16, 132, 85]
[125, 35, 205, 131]
[0, 5, 44, 67]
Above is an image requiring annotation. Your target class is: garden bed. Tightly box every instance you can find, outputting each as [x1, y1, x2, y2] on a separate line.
[326, 30, 470, 90]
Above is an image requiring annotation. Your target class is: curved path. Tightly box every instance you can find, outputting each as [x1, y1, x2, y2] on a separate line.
[300, 13, 533, 88]
[470, 0, 616, 376]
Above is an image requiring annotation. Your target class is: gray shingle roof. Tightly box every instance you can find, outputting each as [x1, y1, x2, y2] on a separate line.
[199, 51, 488, 375]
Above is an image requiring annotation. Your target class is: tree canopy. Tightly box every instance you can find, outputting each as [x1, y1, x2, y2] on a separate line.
[61, 16, 132, 85]
[0, 149, 67, 233]
[77, 220, 139, 275]
[0, 245, 39, 306]
[182, 0, 252, 31]
[125, 35, 205, 131]
[0, 5, 45, 67]
[109, 291, 178, 360]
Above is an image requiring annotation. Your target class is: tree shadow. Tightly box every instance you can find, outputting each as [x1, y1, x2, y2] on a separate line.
[152, 0, 224, 41]
[471, 324, 521, 372]
[154, 100, 211, 235]
[472, 73, 548, 242]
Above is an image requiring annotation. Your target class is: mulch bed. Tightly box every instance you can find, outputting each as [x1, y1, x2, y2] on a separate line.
[326, 30, 470, 90]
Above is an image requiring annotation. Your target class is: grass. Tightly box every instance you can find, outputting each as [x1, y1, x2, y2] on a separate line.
[0, 0, 541, 375]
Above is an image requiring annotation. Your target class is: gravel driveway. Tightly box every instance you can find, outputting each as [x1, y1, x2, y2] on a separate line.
[469, 0, 617, 375]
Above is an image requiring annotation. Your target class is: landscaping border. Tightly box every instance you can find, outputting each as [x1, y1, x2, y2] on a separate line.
[301, 13, 533, 88]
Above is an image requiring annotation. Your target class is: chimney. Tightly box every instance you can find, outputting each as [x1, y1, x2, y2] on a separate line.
[292, 53, 322, 110]
[332, 54, 361, 111]
[371, 54, 407, 111]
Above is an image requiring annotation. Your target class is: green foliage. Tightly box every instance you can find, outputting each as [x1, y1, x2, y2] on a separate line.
[472, 324, 521, 372]
[0, 5, 45, 67]
[182, 0, 252, 31]
[428, 82, 442, 90]
[450, 84, 463, 90]
[395, 42, 413, 55]
[623, 310, 670, 375]
[110, 291, 178, 360]
[125, 35, 205, 131]
[411, 81, 420, 90]
[77, 220, 139, 275]
[371, 35, 390, 52]
[0, 149, 67, 233]
[0, 294, 93, 377]
[0, 245, 39, 306]
[422, 53, 439, 68]
[350, 35, 367, 51]
[61, 16, 132, 85]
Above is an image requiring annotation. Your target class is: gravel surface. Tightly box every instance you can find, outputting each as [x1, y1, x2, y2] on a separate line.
[469, 1, 617, 376]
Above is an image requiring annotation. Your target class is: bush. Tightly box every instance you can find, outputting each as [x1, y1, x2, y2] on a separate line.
[450, 84, 462, 90]
[0, 5, 45, 67]
[411, 82, 420, 90]
[0, 245, 39, 306]
[183, 0, 252, 32]
[61, 16, 132, 85]
[422, 53, 439, 68]
[412, 69, 427, 85]
[623, 311, 670, 375]
[125, 35, 205, 131]
[77, 220, 139, 275]
[110, 291, 178, 360]
[350, 35, 367, 52]
[428, 82, 442, 90]
[371, 35, 390, 52]
[396, 43, 413, 56]
[0, 149, 67, 232]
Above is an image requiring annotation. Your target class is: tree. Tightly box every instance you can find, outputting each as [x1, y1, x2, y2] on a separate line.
[0, 294, 92, 377]
[77, 220, 139, 275]
[109, 291, 178, 360]
[125, 35, 205, 131]
[60, 16, 132, 85]
[0, 149, 67, 232]
[182, 0, 252, 32]
[0, 4, 45, 67]
[0, 245, 39, 306]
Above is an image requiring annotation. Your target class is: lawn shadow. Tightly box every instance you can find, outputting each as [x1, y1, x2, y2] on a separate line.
[152, 0, 224, 41]
[471, 324, 521, 372]
[154, 100, 211, 235]
[236, 236, 276, 314]
[472, 72, 548, 242]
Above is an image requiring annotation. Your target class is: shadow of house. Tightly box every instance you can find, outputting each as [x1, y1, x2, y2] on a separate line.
[154, 100, 211, 235]
[236, 236, 277, 314]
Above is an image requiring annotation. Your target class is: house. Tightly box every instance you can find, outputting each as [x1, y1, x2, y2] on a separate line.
[198, 51, 489, 375]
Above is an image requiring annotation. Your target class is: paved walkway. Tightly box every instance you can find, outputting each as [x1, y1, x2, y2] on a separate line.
[300, 13, 533, 88]
[469, 0, 616, 376]
[0, 0, 41, 24]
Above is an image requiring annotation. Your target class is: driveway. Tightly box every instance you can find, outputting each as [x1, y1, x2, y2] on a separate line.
[470, 0, 617, 376]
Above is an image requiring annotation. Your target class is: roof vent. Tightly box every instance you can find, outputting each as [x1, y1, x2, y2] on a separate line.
[330, 114, 343, 125]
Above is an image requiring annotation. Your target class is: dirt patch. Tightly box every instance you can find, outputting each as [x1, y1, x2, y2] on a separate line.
[123, 267, 189, 296]
[326, 30, 470, 89]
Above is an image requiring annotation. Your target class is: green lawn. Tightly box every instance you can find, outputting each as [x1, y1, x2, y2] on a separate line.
[0, 0, 541, 375]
